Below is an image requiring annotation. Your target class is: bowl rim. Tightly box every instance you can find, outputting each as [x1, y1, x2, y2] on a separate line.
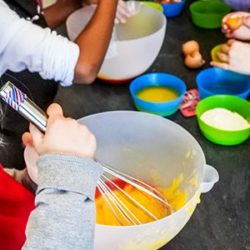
[190, 0, 231, 15]
[66, 2, 167, 43]
[196, 95, 250, 133]
[196, 67, 250, 97]
[143, 1, 164, 12]
[160, 0, 186, 6]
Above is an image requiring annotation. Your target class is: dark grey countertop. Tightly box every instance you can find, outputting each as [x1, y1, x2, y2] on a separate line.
[53, 2, 249, 250]
[0, 1, 249, 249]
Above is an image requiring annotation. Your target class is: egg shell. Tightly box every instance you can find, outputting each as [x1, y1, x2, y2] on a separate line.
[182, 40, 200, 55]
[226, 16, 242, 30]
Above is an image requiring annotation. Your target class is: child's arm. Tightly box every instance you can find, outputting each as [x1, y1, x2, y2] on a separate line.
[23, 154, 102, 250]
[43, 0, 82, 29]
[0, 0, 119, 86]
[22, 103, 102, 249]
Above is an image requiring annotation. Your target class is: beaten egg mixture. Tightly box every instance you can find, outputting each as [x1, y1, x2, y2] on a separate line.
[136, 86, 179, 103]
[95, 175, 187, 226]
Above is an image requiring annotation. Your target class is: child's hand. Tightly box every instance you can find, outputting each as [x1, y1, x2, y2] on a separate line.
[222, 12, 250, 41]
[22, 103, 97, 183]
[115, 0, 132, 24]
[82, 0, 131, 24]
[211, 39, 250, 75]
[24, 103, 96, 159]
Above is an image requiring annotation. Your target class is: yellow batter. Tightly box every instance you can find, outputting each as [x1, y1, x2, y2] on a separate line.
[136, 86, 178, 103]
[95, 175, 187, 226]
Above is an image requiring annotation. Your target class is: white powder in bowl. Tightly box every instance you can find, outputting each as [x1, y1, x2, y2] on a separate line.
[200, 108, 250, 131]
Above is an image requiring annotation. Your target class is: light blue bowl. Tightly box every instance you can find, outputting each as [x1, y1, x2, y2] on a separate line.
[161, 0, 186, 18]
[196, 67, 250, 100]
[129, 73, 186, 116]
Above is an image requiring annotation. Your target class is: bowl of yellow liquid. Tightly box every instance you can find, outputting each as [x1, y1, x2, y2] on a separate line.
[129, 72, 186, 116]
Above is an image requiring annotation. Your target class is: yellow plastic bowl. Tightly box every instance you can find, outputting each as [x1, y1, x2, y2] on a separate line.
[144, 1, 164, 12]
[211, 44, 224, 62]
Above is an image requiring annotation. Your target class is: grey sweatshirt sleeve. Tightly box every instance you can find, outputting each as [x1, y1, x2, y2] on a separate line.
[22, 154, 103, 250]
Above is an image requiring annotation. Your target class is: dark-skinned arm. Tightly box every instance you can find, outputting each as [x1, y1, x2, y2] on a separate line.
[73, 0, 119, 84]
[43, 0, 82, 29]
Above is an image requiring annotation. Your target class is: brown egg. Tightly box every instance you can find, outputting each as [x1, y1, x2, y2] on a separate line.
[184, 51, 205, 69]
[182, 40, 200, 55]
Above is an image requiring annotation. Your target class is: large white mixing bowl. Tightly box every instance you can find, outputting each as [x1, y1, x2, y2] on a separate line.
[79, 111, 219, 250]
[66, 2, 167, 82]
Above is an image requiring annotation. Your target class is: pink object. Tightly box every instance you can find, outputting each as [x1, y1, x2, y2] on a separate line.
[179, 89, 200, 117]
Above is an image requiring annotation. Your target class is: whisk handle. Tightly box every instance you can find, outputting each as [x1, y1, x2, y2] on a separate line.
[0, 81, 47, 132]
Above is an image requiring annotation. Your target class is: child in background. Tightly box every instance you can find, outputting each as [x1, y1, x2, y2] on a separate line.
[0, 103, 103, 250]
[211, 11, 250, 75]
[0, 0, 131, 170]
[0, 0, 131, 86]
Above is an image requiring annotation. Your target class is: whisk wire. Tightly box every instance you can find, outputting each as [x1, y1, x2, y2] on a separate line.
[101, 175, 159, 222]
[98, 178, 141, 225]
[102, 164, 173, 211]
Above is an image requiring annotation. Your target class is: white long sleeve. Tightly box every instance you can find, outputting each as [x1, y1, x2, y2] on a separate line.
[0, 1, 80, 86]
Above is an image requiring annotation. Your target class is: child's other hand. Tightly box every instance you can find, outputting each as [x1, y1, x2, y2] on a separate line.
[82, 0, 131, 24]
[222, 12, 250, 41]
[23, 145, 39, 184]
[211, 39, 250, 75]
[115, 0, 132, 24]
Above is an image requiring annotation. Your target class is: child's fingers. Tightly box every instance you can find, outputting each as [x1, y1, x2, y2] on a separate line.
[22, 132, 33, 146]
[216, 52, 229, 63]
[225, 32, 234, 39]
[221, 43, 230, 54]
[118, 0, 131, 17]
[227, 39, 235, 46]
[46, 103, 63, 119]
[242, 16, 250, 28]
[116, 0, 132, 24]
[211, 61, 229, 70]
[29, 123, 44, 150]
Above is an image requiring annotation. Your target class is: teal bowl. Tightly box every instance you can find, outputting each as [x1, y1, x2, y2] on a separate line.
[161, 0, 186, 18]
[129, 73, 187, 116]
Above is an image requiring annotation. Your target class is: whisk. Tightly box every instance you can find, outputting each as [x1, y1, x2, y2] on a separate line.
[0, 81, 174, 225]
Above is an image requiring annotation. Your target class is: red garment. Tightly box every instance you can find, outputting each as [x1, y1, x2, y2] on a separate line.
[0, 165, 34, 250]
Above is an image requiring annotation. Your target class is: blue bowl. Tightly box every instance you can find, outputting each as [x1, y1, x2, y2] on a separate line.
[129, 73, 186, 116]
[161, 0, 186, 18]
[196, 67, 250, 100]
